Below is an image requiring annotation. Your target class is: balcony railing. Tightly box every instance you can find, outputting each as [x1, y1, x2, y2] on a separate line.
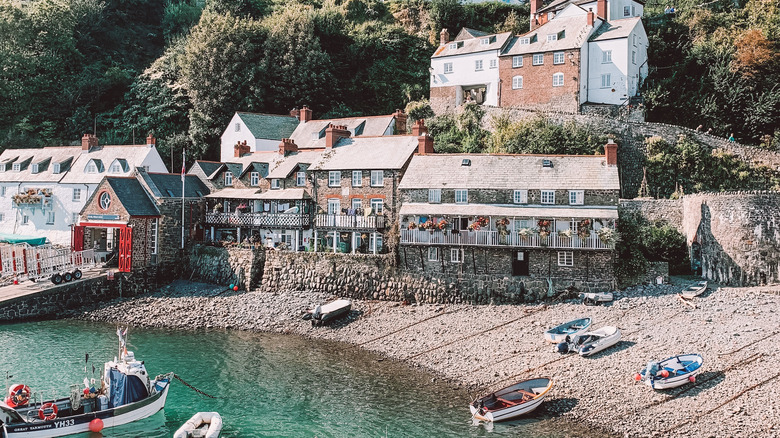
[12, 195, 53, 210]
[205, 212, 309, 229]
[400, 229, 614, 250]
[315, 214, 385, 230]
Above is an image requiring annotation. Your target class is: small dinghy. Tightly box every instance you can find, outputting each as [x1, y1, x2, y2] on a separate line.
[556, 326, 621, 357]
[470, 378, 553, 422]
[634, 354, 703, 389]
[579, 292, 614, 306]
[544, 317, 591, 343]
[311, 299, 352, 327]
[680, 281, 707, 299]
[173, 412, 223, 438]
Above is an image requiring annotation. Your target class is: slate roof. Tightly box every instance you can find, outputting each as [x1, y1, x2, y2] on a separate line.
[141, 172, 209, 198]
[205, 188, 264, 200]
[257, 188, 311, 200]
[433, 31, 513, 58]
[225, 153, 275, 178]
[399, 203, 619, 219]
[236, 112, 299, 141]
[309, 136, 419, 171]
[0, 147, 79, 183]
[589, 17, 642, 41]
[455, 28, 489, 40]
[287, 115, 395, 149]
[397, 154, 620, 191]
[193, 160, 223, 179]
[537, 0, 591, 14]
[266, 150, 322, 179]
[105, 177, 160, 216]
[60, 145, 158, 184]
[501, 15, 592, 56]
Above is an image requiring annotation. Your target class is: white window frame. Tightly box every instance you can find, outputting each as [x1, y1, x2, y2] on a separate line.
[519, 37, 530, 45]
[370, 198, 383, 214]
[552, 72, 564, 87]
[444, 62, 453, 74]
[541, 190, 555, 204]
[224, 172, 233, 186]
[553, 51, 564, 65]
[46, 211, 55, 225]
[71, 213, 78, 225]
[151, 218, 159, 255]
[296, 171, 306, 187]
[351, 170, 362, 187]
[328, 171, 341, 187]
[512, 55, 523, 68]
[250, 172, 260, 187]
[428, 189, 441, 203]
[602, 50, 612, 63]
[512, 76, 523, 89]
[86, 161, 97, 174]
[601, 74, 611, 88]
[547, 34, 558, 42]
[513, 189, 528, 204]
[12, 163, 20, 172]
[370, 170, 384, 187]
[480, 37, 490, 45]
[474, 59, 483, 71]
[0, 186, 5, 196]
[558, 251, 574, 267]
[271, 179, 280, 189]
[109, 162, 122, 174]
[72, 188, 81, 202]
[623, 5, 630, 16]
[22, 215, 29, 224]
[532, 54, 544, 65]
[428, 247, 439, 261]
[31, 164, 38, 174]
[489, 59, 497, 69]
[449, 43, 458, 50]
[327, 199, 340, 215]
[234, 123, 241, 132]
[569, 190, 584, 205]
[455, 189, 468, 204]
[450, 249, 463, 263]
[351, 198, 362, 211]
[53, 163, 60, 174]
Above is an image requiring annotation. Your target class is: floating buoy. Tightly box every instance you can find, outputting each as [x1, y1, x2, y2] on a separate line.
[688, 375, 696, 383]
[229, 284, 235, 289]
[89, 418, 104, 432]
[233, 286, 239, 291]
[634, 373, 642, 381]
[660, 370, 670, 378]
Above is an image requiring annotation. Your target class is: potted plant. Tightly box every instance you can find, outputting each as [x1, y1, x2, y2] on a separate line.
[558, 229, 573, 238]
[537, 219, 552, 239]
[438, 219, 449, 234]
[597, 226, 617, 244]
[577, 219, 592, 239]
[408, 221, 417, 230]
[422, 220, 435, 233]
[517, 227, 534, 237]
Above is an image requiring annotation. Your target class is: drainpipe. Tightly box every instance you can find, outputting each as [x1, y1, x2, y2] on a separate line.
[13, 182, 22, 234]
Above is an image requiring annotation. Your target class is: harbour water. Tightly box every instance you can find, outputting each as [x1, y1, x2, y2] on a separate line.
[1, 320, 597, 437]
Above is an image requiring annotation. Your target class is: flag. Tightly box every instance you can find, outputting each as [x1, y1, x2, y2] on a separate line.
[181, 149, 186, 182]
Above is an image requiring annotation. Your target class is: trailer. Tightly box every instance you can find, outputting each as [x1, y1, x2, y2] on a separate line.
[0, 243, 96, 285]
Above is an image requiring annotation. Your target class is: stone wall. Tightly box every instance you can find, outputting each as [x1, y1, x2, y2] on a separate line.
[187, 244, 265, 290]
[498, 50, 580, 113]
[619, 198, 684, 229]
[0, 268, 170, 322]
[402, 187, 619, 206]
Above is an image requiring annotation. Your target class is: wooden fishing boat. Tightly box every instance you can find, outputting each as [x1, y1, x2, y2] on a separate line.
[680, 281, 707, 299]
[470, 378, 553, 422]
[0, 328, 173, 438]
[311, 299, 352, 327]
[579, 292, 614, 306]
[556, 326, 622, 357]
[173, 411, 223, 438]
[635, 354, 703, 390]
[543, 317, 591, 343]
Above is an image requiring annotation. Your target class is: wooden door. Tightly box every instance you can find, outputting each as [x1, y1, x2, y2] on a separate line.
[118, 226, 133, 273]
[512, 251, 529, 276]
[72, 226, 85, 251]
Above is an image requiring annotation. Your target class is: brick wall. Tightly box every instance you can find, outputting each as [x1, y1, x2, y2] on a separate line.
[498, 50, 580, 113]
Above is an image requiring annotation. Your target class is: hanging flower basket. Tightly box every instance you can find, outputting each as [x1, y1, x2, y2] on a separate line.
[558, 229, 572, 238]
[597, 226, 617, 244]
[517, 227, 534, 237]
[537, 219, 551, 239]
[408, 222, 417, 230]
[577, 219, 592, 239]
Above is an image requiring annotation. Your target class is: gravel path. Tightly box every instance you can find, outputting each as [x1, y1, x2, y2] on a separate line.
[75, 279, 780, 437]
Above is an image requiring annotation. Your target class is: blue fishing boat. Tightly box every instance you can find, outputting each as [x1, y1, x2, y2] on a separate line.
[634, 354, 703, 389]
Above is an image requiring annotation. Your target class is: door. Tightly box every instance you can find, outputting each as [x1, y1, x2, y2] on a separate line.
[72, 225, 85, 251]
[118, 226, 133, 273]
[512, 251, 529, 276]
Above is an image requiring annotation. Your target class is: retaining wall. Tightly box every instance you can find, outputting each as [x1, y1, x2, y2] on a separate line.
[187, 244, 265, 291]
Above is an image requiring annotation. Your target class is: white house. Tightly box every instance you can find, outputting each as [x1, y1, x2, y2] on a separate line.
[587, 16, 648, 104]
[531, 0, 644, 28]
[219, 111, 300, 162]
[0, 134, 167, 246]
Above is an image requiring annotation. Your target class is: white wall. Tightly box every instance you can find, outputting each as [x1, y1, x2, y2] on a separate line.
[220, 114, 257, 162]
[141, 147, 169, 173]
[626, 25, 649, 96]
[254, 139, 279, 154]
[430, 50, 501, 106]
[587, 38, 629, 105]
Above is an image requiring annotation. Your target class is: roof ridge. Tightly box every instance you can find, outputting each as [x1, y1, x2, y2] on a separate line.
[237, 111, 297, 119]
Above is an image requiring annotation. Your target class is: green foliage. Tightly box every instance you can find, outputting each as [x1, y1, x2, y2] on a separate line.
[164, 0, 205, 41]
[641, 222, 690, 275]
[614, 211, 648, 287]
[488, 114, 609, 155]
[428, 103, 489, 153]
[404, 99, 434, 126]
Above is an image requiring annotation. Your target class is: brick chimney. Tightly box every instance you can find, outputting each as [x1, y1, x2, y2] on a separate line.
[440, 28, 450, 46]
[392, 109, 408, 134]
[530, 0, 543, 30]
[411, 119, 428, 136]
[605, 139, 618, 166]
[234, 140, 250, 158]
[81, 133, 98, 151]
[418, 132, 434, 155]
[325, 124, 350, 149]
[290, 108, 300, 119]
[587, 10, 595, 26]
[278, 138, 298, 156]
[597, 0, 607, 20]
[300, 105, 312, 123]
[146, 133, 156, 148]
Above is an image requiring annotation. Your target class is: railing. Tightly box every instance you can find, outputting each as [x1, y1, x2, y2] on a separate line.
[315, 214, 385, 230]
[205, 212, 310, 229]
[400, 229, 613, 250]
[12, 195, 53, 210]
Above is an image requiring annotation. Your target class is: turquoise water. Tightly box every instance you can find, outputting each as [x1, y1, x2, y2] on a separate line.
[1, 320, 595, 437]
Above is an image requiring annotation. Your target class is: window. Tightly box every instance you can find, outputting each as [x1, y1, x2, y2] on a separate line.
[271, 179, 280, 189]
[151, 219, 159, 255]
[351, 198, 362, 211]
[224, 172, 233, 186]
[0, 213, 4, 221]
[1, 186, 6, 196]
[369, 234, 383, 253]
[311, 132, 320, 141]
[455, 189, 468, 204]
[99, 191, 112, 210]
[46, 211, 55, 225]
[519, 37, 530, 45]
[72, 188, 81, 201]
[109, 162, 121, 173]
[22, 215, 29, 224]
[328, 171, 341, 187]
[250, 172, 260, 186]
[512, 56, 523, 68]
[444, 63, 453, 74]
[428, 189, 441, 203]
[370, 198, 383, 214]
[327, 199, 340, 215]
[234, 123, 241, 132]
[602, 50, 612, 63]
[623, 5, 630, 16]
[349, 170, 362, 187]
[512, 76, 523, 89]
[513, 190, 528, 204]
[554, 52, 564, 64]
[370, 170, 384, 187]
[601, 74, 611, 88]
[72, 213, 78, 224]
[12, 163, 20, 172]
[480, 37, 490, 45]
[296, 171, 306, 187]
[632, 5, 636, 15]
[558, 251, 574, 267]
[451, 249, 463, 263]
[632, 51, 636, 64]
[533, 54, 544, 65]
[541, 190, 555, 204]
[569, 190, 584, 205]
[547, 34, 558, 42]
[633, 35, 637, 46]
[489, 59, 497, 69]
[53, 163, 60, 174]
[428, 247, 439, 261]
[474, 60, 483, 71]
[31, 164, 38, 174]
[449, 43, 458, 49]
[552, 72, 564, 87]
[86, 161, 97, 174]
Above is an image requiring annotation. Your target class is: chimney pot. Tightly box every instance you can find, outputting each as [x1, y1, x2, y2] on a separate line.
[325, 123, 350, 149]
[279, 138, 298, 156]
[440, 28, 450, 46]
[146, 133, 156, 147]
[605, 139, 618, 166]
[418, 132, 435, 155]
[411, 119, 428, 137]
[587, 10, 594, 26]
[393, 109, 408, 134]
[81, 133, 98, 151]
[300, 105, 313, 123]
[234, 141, 251, 158]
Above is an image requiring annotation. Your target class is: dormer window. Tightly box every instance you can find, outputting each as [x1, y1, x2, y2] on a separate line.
[311, 132, 319, 141]
[53, 163, 60, 174]
[547, 34, 558, 42]
[224, 171, 233, 186]
[109, 159, 128, 174]
[85, 159, 103, 174]
[519, 37, 530, 45]
[542, 159, 553, 168]
[449, 43, 457, 49]
[250, 171, 259, 186]
[31, 164, 39, 174]
[12, 163, 20, 172]
[271, 179, 280, 189]
[480, 37, 490, 45]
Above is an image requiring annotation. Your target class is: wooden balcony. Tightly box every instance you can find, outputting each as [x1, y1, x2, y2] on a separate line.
[314, 214, 385, 230]
[205, 212, 309, 229]
[400, 229, 614, 250]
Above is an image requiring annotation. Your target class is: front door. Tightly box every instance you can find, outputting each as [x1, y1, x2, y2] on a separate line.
[118, 226, 133, 273]
[512, 251, 529, 276]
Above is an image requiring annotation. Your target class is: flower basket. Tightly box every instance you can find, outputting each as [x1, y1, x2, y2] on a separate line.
[577, 219, 592, 239]
[597, 226, 617, 244]
[408, 222, 417, 230]
[537, 219, 552, 240]
[558, 229, 572, 238]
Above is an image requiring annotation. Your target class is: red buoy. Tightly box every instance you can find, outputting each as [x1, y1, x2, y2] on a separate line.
[688, 375, 696, 383]
[660, 370, 670, 378]
[233, 286, 238, 291]
[633, 373, 642, 381]
[89, 418, 104, 432]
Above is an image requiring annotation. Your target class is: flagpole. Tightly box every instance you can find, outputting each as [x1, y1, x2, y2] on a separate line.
[181, 148, 186, 249]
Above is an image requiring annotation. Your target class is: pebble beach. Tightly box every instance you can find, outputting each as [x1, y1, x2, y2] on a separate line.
[76, 278, 780, 437]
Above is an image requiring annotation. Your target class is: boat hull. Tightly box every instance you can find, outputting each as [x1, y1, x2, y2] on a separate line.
[470, 378, 553, 422]
[3, 377, 171, 438]
[577, 327, 621, 357]
[639, 354, 703, 390]
[680, 281, 707, 299]
[544, 318, 591, 343]
[312, 300, 352, 326]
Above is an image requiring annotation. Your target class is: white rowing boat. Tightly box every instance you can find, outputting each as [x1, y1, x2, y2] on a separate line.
[470, 378, 553, 422]
[544, 317, 591, 343]
[680, 281, 707, 299]
[173, 411, 223, 438]
[635, 354, 703, 390]
[556, 326, 622, 357]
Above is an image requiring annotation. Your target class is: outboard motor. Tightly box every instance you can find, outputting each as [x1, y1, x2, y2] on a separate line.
[556, 342, 569, 353]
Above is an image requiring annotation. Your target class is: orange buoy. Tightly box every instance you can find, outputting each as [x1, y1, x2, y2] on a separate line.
[6, 384, 31, 408]
[89, 418, 104, 432]
[660, 370, 670, 378]
[38, 402, 58, 421]
[633, 373, 642, 381]
[688, 375, 696, 383]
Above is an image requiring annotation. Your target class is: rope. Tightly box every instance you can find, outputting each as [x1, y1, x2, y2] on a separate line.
[174, 374, 218, 399]
[357, 307, 461, 346]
